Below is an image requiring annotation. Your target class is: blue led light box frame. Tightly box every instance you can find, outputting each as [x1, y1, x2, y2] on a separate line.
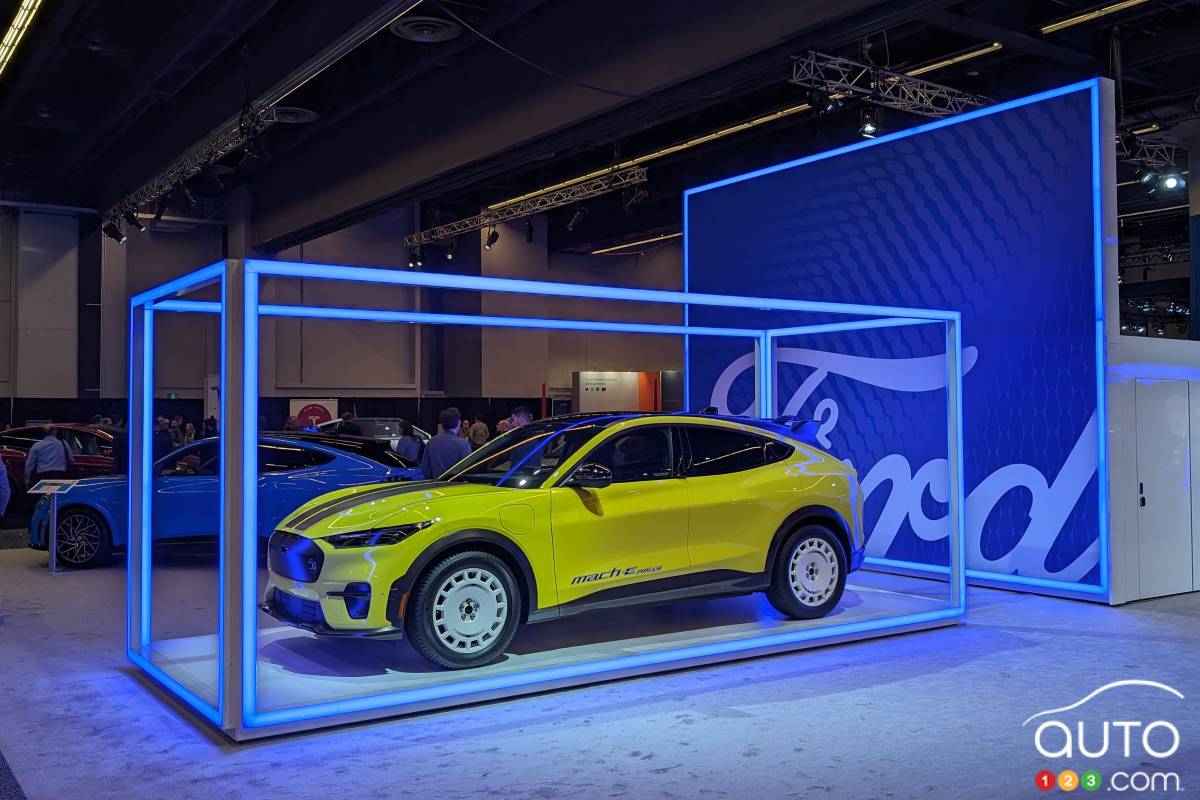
[128, 258, 966, 739]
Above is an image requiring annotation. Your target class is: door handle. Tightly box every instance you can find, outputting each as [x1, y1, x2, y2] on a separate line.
[1139, 496, 1147, 507]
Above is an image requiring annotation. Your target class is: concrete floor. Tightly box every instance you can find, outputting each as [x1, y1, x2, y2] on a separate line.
[0, 545, 1197, 800]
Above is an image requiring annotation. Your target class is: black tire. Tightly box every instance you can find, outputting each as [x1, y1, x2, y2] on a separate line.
[766, 524, 847, 620]
[405, 550, 522, 670]
[54, 506, 113, 569]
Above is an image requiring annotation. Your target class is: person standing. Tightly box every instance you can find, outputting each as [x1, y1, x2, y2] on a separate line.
[508, 406, 532, 430]
[25, 427, 73, 485]
[153, 417, 175, 462]
[183, 422, 197, 444]
[395, 420, 423, 463]
[168, 418, 184, 447]
[468, 414, 490, 450]
[419, 407, 472, 479]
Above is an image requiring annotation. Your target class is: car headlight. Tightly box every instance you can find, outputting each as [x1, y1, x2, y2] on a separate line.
[322, 519, 435, 549]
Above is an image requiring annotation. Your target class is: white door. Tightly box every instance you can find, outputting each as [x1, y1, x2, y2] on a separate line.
[1135, 379, 1194, 599]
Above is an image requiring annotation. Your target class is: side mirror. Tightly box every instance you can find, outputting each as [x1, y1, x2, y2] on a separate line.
[567, 462, 612, 489]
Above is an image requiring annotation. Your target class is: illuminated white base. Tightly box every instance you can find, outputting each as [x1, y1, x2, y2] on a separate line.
[146, 571, 953, 735]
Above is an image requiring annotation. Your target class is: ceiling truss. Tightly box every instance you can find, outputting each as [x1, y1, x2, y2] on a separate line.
[404, 167, 648, 247]
[789, 50, 990, 118]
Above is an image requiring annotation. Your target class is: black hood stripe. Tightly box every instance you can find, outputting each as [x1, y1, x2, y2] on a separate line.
[287, 481, 461, 532]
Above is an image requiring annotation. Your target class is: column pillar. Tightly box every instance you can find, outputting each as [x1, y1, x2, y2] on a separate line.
[1188, 139, 1199, 339]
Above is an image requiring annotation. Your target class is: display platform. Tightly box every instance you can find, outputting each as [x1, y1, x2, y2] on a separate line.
[146, 570, 950, 727]
[129, 258, 964, 739]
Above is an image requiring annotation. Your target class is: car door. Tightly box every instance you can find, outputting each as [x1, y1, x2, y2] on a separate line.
[681, 424, 795, 579]
[548, 424, 690, 610]
[152, 442, 221, 539]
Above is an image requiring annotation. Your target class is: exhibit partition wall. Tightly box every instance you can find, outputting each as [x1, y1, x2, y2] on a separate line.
[129, 259, 965, 739]
[686, 78, 1119, 602]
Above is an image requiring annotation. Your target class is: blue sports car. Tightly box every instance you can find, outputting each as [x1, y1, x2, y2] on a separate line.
[29, 433, 421, 568]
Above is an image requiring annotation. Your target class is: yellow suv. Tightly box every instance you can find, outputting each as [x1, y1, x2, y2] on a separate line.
[263, 413, 864, 669]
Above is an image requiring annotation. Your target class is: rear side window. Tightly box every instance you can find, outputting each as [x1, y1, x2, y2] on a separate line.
[289, 436, 414, 468]
[765, 439, 794, 464]
[258, 443, 333, 473]
[0, 430, 42, 449]
[685, 426, 786, 477]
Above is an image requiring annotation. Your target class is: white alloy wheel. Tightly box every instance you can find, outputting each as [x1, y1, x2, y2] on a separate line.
[788, 535, 839, 607]
[431, 566, 509, 653]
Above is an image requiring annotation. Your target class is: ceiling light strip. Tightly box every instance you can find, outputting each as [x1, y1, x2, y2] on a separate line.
[1040, 0, 1152, 35]
[590, 231, 683, 255]
[489, 104, 815, 210]
[0, 0, 43, 82]
[489, 44, 1003, 212]
[1117, 204, 1187, 220]
[904, 41, 1003, 77]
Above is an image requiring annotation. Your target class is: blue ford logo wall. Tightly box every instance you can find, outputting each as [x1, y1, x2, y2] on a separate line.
[684, 80, 1110, 596]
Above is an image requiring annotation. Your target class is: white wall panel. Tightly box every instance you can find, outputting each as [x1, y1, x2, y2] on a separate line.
[15, 212, 77, 397]
[1133, 379, 1193, 598]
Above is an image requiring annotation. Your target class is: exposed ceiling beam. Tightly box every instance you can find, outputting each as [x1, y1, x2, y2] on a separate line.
[921, 9, 1095, 66]
[0, 0, 90, 130]
[1123, 27, 1200, 70]
[48, 0, 279, 187]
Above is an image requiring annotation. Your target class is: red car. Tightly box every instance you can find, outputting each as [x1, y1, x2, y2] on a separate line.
[0, 424, 127, 498]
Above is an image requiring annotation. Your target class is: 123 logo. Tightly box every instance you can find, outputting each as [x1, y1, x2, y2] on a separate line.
[1025, 680, 1185, 794]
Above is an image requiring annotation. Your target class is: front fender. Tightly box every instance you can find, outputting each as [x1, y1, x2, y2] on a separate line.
[386, 528, 540, 623]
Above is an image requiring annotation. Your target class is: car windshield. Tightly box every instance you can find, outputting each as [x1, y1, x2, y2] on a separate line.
[442, 419, 611, 488]
[355, 419, 402, 437]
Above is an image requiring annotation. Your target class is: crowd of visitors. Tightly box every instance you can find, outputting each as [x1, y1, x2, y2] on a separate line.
[418, 405, 531, 479]
[0, 404, 538, 519]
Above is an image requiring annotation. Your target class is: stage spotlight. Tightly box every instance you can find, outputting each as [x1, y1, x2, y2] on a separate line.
[526, 219, 534, 243]
[1159, 172, 1185, 191]
[859, 108, 879, 138]
[408, 250, 417, 269]
[810, 89, 841, 115]
[153, 196, 169, 223]
[416, 247, 423, 268]
[123, 208, 146, 232]
[102, 221, 126, 245]
[484, 227, 499, 249]
[1156, 326, 1166, 337]
[1138, 168, 1158, 194]
[179, 184, 197, 208]
[445, 240, 456, 261]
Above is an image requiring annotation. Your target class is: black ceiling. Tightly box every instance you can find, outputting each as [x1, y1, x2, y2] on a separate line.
[0, 0, 1198, 254]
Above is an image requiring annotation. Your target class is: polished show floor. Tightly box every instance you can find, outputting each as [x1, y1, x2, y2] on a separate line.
[148, 569, 947, 716]
[0, 545, 1197, 800]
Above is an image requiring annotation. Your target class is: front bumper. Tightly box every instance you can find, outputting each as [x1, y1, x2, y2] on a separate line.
[262, 586, 406, 639]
